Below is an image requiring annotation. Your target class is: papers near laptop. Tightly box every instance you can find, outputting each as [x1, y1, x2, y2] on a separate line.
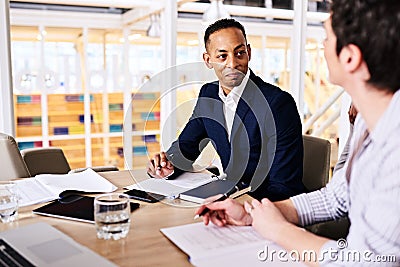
[0, 222, 116, 266]
[161, 223, 304, 266]
[125, 171, 217, 198]
[15, 169, 117, 207]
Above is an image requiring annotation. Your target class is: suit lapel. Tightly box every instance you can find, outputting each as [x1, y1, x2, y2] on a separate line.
[229, 77, 255, 144]
[207, 84, 230, 145]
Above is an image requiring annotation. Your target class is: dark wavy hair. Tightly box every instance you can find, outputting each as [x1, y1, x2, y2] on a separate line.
[331, 0, 400, 92]
[204, 18, 247, 50]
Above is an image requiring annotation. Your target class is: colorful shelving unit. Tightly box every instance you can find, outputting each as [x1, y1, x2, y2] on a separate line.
[14, 92, 161, 170]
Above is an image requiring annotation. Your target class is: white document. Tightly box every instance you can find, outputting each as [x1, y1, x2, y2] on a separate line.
[15, 168, 117, 207]
[125, 171, 217, 197]
[161, 222, 305, 267]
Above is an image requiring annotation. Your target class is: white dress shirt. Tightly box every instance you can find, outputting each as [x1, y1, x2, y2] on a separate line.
[218, 70, 250, 140]
[291, 90, 400, 266]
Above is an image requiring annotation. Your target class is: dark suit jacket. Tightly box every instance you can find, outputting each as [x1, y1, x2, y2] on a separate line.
[167, 70, 305, 200]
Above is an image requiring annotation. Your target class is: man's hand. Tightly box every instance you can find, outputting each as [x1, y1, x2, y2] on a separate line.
[195, 196, 252, 227]
[147, 152, 174, 178]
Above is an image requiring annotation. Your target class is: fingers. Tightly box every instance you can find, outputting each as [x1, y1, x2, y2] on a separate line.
[244, 201, 253, 214]
[147, 159, 156, 177]
[261, 198, 271, 205]
[160, 152, 168, 167]
[209, 210, 227, 227]
[166, 160, 174, 169]
[202, 194, 224, 205]
[251, 198, 262, 209]
[204, 196, 232, 210]
[148, 152, 174, 178]
[153, 154, 161, 176]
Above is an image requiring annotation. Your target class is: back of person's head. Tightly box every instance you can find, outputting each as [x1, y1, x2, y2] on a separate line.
[331, 0, 400, 93]
[204, 19, 247, 50]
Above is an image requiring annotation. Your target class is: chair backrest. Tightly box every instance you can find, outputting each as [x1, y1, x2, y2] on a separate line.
[0, 133, 31, 180]
[21, 147, 71, 176]
[302, 135, 331, 191]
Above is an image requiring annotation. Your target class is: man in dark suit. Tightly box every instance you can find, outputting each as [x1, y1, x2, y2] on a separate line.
[147, 18, 305, 200]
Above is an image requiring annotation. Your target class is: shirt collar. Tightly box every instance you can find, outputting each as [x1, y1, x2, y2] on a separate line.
[218, 70, 250, 103]
[368, 89, 400, 145]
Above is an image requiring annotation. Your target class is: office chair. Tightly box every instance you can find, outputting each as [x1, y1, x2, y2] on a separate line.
[0, 133, 31, 180]
[21, 147, 119, 176]
[302, 135, 350, 240]
[21, 147, 71, 176]
[302, 135, 331, 191]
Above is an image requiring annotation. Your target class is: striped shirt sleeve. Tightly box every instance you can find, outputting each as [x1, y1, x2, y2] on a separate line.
[290, 170, 349, 226]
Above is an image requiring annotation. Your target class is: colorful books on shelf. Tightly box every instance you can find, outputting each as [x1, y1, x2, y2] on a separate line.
[16, 95, 41, 103]
[17, 117, 41, 126]
[65, 94, 93, 102]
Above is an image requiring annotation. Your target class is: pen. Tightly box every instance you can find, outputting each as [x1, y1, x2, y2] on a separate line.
[193, 182, 248, 220]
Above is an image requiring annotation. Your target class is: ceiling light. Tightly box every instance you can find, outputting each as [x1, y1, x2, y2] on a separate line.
[202, 0, 231, 25]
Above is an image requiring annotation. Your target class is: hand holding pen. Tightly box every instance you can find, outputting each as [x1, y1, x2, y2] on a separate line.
[194, 182, 252, 227]
[146, 152, 174, 178]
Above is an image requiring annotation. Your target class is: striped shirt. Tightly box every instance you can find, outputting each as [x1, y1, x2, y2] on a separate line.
[291, 90, 400, 266]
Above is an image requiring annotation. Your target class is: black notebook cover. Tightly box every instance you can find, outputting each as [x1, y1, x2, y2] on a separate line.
[33, 195, 140, 224]
[179, 180, 250, 204]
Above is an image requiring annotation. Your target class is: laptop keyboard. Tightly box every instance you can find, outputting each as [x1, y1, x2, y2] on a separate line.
[0, 239, 34, 267]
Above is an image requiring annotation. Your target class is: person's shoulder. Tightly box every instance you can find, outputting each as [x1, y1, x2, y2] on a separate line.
[249, 72, 294, 104]
[198, 81, 219, 98]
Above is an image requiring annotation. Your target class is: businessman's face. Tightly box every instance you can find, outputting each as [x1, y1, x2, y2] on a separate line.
[203, 27, 251, 93]
[323, 17, 344, 86]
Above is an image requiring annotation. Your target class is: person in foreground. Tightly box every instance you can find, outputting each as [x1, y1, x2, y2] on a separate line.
[148, 19, 305, 200]
[196, 1, 400, 266]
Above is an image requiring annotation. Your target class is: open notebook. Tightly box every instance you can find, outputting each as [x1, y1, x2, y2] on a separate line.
[15, 169, 117, 206]
[125, 171, 219, 198]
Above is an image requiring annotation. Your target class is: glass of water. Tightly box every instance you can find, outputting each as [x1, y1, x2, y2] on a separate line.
[94, 193, 131, 240]
[0, 182, 19, 223]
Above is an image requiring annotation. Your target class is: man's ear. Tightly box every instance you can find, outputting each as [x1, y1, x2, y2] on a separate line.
[203, 52, 213, 69]
[339, 44, 363, 73]
[339, 44, 370, 80]
[247, 44, 252, 61]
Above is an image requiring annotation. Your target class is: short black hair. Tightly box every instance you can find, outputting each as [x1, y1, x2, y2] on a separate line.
[331, 0, 400, 93]
[204, 18, 247, 50]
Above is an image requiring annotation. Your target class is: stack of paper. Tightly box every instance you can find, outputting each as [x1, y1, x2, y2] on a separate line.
[161, 222, 304, 266]
[15, 168, 117, 207]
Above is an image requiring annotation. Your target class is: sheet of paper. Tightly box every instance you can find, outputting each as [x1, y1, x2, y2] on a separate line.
[161, 222, 268, 260]
[125, 171, 215, 197]
[166, 172, 216, 189]
[15, 168, 117, 207]
[127, 179, 187, 197]
[161, 222, 305, 267]
[15, 179, 57, 207]
[35, 168, 117, 194]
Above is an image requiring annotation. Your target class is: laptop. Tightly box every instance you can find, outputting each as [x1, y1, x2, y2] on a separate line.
[0, 223, 116, 267]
